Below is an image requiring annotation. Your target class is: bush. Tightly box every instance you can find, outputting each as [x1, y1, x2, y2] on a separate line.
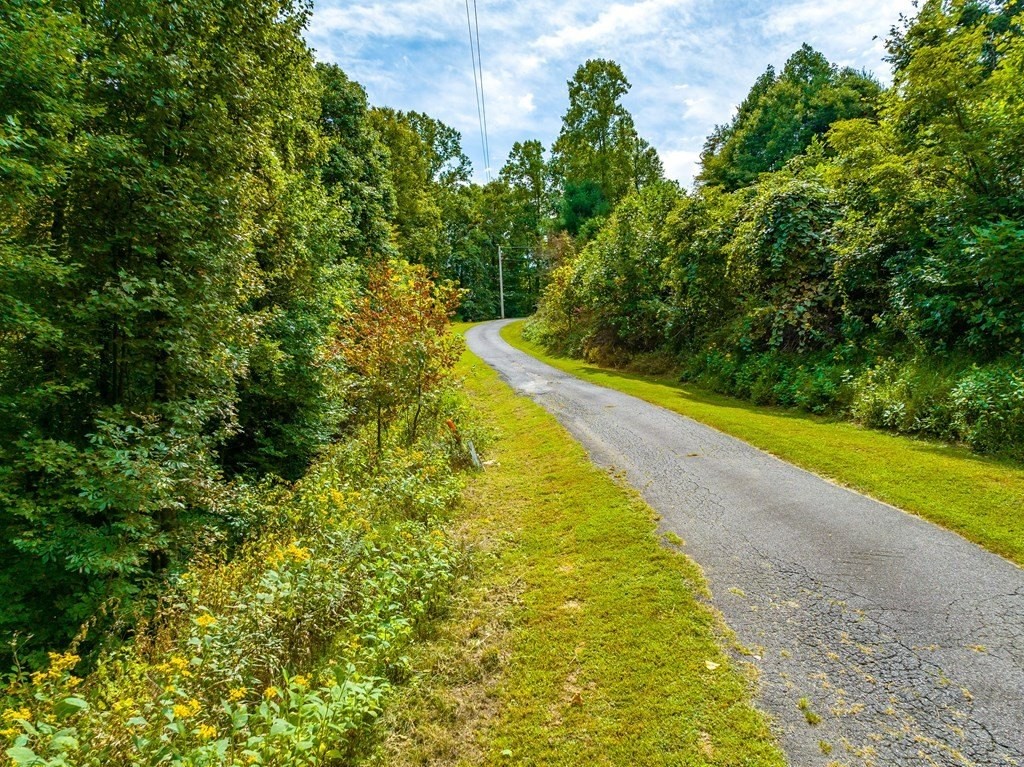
[949, 365, 1024, 459]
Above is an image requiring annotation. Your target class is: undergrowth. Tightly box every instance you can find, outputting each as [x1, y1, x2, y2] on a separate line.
[0, 404, 484, 767]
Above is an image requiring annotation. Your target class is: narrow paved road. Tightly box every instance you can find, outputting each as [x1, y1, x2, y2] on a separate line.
[466, 321, 1024, 767]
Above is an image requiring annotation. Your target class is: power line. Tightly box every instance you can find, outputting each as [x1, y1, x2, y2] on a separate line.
[464, 0, 491, 181]
[472, 0, 492, 179]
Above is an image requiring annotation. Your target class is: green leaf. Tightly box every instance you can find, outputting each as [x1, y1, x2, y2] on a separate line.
[5, 747, 39, 766]
[53, 696, 89, 718]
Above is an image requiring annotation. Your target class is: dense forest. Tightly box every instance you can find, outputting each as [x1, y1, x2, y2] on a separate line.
[0, 0, 480, 762]
[1, 0, 1022, 762]
[527, 0, 1024, 461]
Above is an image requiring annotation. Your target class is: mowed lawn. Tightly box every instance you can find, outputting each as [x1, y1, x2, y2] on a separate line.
[501, 320, 1024, 567]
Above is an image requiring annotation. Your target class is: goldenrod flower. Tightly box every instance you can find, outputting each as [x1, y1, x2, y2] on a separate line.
[195, 613, 217, 629]
[170, 657, 189, 672]
[197, 723, 217, 740]
[172, 699, 201, 719]
[113, 698, 136, 714]
[228, 687, 248, 702]
[292, 675, 309, 688]
[1, 708, 30, 723]
[285, 543, 311, 562]
[263, 686, 279, 700]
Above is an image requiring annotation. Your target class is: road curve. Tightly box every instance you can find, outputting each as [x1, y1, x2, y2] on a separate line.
[466, 320, 1024, 767]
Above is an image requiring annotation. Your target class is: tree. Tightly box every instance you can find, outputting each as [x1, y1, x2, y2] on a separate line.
[0, 0, 333, 649]
[499, 140, 551, 241]
[370, 108, 446, 271]
[334, 261, 462, 451]
[551, 59, 663, 214]
[699, 45, 881, 190]
[573, 181, 682, 352]
[317, 63, 396, 262]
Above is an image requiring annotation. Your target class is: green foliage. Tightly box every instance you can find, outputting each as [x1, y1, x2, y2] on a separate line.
[370, 108, 446, 271]
[551, 59, 663, 227]
[574, 182, 682, 354]
[0, 412, 471, 765]
[700, 44, 881, 190]
[558, 180, 609, 237]
[0, 0, 468, 666]
[530, 5, 1024, 461]
[0, 0, 330, 648]
[316, 63, 396, 262]
[727, 171, 841, 352]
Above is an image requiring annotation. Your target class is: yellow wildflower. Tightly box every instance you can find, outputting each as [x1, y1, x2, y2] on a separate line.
[1, 708, 31, 723]
[228, 687, 248, 702]
[195, 613, 217, 629]
[197, 723, 217, 740]
[169, 657, 189, 672]
[263, 686, 279, 700]
[172, 699, 201, 719]
[285, 543, 311, 563]
[112, 698, 136, 714]
[45, 652, 80, 679]
[292, 675, 309, 688]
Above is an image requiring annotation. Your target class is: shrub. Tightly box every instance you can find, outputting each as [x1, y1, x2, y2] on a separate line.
[949, 365, 1024, 459]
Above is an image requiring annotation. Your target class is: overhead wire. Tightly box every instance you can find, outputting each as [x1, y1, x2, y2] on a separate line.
[472, 0, 492, 179]
[464, 0, 491, 181]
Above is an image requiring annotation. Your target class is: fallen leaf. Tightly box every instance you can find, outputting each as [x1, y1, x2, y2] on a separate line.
[705, 660, 720, 671]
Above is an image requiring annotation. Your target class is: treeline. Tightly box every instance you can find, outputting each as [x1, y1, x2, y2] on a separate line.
[528, 0, 1024, 459]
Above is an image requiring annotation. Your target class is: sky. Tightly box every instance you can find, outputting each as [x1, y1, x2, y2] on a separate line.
[305, 0, 918, 188]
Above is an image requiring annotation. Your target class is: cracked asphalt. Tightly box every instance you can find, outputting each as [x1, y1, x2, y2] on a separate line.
[466, 320, 1024, 766]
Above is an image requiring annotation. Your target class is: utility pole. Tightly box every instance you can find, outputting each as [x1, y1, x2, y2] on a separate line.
[498, 245, 505, 319]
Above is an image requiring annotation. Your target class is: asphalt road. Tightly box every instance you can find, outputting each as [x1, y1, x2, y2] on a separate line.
[466, 320, 1024, 767]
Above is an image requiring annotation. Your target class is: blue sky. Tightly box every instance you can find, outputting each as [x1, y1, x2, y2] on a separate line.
[305, 0, 916, 188]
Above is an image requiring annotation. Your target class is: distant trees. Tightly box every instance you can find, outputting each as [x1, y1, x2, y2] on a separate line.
[414, 58, 667, 320]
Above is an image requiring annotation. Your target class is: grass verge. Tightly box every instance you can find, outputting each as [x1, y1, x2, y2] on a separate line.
[371, 336, 785, 766]
[502, 320, 1024, 567]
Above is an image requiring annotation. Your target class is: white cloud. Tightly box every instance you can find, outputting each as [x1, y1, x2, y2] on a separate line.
[661, 149, 702, 186]
[308, 0, 920, 186]
[306, 1, 457, 41]
[533, 0, 694, 54]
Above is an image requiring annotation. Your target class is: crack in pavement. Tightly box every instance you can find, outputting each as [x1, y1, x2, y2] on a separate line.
[467, 321, 1024, 767]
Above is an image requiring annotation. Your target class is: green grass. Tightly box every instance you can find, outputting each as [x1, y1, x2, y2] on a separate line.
[501, 320, 1024, 567]
[374, 333, 785, 766]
